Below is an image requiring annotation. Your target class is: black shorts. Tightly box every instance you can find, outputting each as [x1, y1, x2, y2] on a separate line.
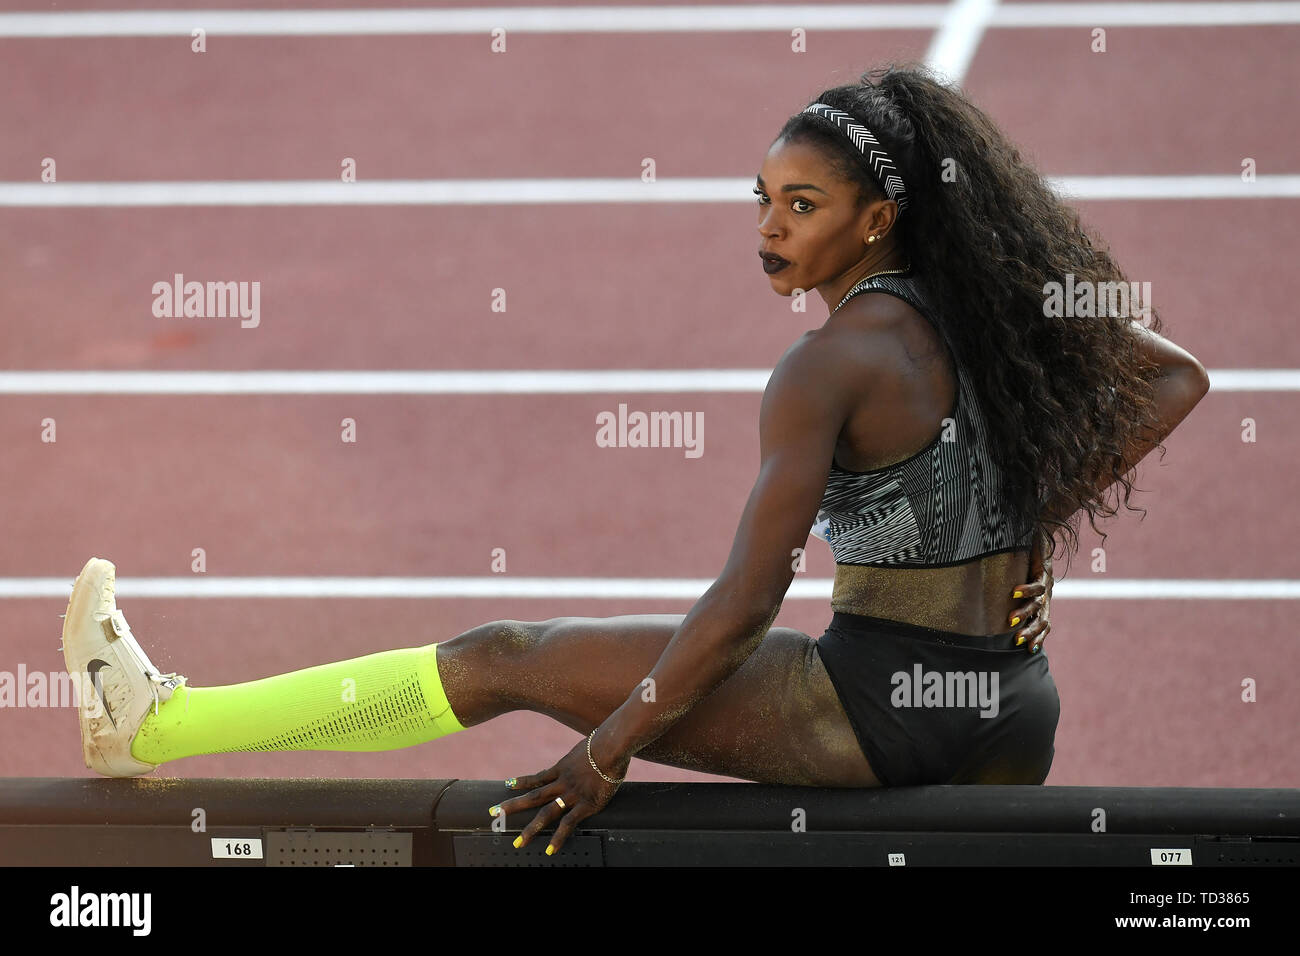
[815, 610, 1060, 787]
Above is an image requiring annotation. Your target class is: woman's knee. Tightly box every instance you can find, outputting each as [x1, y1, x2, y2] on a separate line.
[445, 619, 546, 664]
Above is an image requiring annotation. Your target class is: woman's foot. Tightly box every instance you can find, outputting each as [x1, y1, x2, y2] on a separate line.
[61, 558, 186, 777]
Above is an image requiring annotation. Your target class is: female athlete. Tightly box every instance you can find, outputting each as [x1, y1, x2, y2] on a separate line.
[61, 63, 1210, 856]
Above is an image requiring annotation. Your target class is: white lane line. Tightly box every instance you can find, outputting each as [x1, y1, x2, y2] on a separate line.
[0, 179, 738, 207]
[1, 4, 1297, 37]
[927, 0, 999, 85]
[1207, 370, 1300, 391]
[993, 2, 1300, 26]
[1052, 176, 1300, 200]
[4, 577, 1300, 599]
[0, 6, 949, 36]
[0, 370, 774, 394]
[0, 369, 1293, 395]
[1, 175, 1294, 207]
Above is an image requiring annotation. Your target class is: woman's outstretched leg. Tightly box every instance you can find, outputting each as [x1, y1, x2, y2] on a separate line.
[64, 558, 879, 787]
[62, 558, 471, 776]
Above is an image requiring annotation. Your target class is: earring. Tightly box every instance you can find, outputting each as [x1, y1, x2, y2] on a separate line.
[868, 236, 878, 243]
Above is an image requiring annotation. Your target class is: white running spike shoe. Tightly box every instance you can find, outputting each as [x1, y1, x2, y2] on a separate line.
[61, 558, 186, 777]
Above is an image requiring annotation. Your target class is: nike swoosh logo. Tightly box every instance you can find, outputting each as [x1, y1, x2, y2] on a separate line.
[86, 659, 116, 729]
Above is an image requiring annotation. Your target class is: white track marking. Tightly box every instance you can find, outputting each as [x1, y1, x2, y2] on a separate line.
[1, 5, 1298, 37]
[0, 369, 1291, 395]
[3, 576, 1300, 599]
[927, 0, 999, 85]
[2, 175, 1296, 206]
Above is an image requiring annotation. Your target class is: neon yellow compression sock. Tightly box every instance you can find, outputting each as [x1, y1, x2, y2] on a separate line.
[129, 643, 465, 766]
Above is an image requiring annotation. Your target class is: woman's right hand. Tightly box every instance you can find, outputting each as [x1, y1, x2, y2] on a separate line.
[1010, 529, 1053, 653]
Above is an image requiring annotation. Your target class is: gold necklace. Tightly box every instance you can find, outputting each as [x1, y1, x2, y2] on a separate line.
[832, 263, 912, 315]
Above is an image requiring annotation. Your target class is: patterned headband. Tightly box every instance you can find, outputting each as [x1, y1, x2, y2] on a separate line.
[802, 102, 910, 214]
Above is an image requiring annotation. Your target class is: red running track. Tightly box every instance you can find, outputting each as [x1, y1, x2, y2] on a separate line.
[1, 9, 1297, 787]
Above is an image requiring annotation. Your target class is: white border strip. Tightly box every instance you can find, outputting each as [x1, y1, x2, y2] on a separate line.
[2, 176, 1294, 207]
[1, 4, 1298, 37]
[5, 576, 1300, 599]
[0, 369, 1292, 395]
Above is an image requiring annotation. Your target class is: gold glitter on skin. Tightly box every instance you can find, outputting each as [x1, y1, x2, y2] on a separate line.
[436, 611, 878, 787]
[831, 551, 1032, 635]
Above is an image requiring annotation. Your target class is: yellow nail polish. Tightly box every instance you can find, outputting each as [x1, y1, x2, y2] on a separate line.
[1011, 617, 1020, 627]
[513, 836, 523, 849]
[1016, 635, 1026, 646]
[545, 845, 555, 856]
[489, 805, 500, 817]
[1013, 590, 1023, 599]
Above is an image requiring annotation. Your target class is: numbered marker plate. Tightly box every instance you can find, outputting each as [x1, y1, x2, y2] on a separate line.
[1149, 847, 1192, 866]
[212, 837, 264, 860]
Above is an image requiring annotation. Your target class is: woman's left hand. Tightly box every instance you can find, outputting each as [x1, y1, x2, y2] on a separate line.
[491, 731, 629, 856]
[1010, 528, 1054, 653]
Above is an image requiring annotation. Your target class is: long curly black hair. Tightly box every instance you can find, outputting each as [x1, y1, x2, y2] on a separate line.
[775, 63, 1168, 570]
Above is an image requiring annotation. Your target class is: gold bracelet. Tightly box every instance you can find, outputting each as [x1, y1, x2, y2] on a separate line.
[587, 729, 625, 785]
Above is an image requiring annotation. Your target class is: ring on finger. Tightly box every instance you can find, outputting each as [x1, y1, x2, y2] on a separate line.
[554, 796, 566, 809]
